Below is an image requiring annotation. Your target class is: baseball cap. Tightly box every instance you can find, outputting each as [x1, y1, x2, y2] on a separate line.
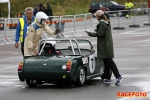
[94, 10, 104, 17]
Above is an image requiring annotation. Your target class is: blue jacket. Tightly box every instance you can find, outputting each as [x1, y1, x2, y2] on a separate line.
[15, 16, 35, 43]
[33, 8, 39, 16]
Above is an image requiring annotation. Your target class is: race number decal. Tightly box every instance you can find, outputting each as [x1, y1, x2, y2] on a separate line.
[82, 57, 88, 64]
[89, 55, 95, 73]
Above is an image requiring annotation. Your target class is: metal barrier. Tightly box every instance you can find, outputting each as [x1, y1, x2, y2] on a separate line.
[110, 9, 140, 29]
[74, 14, 87, 36]
[82, 13, 93, 36]
[144, 8, 150, 25]
[133, 2, 148, 14]
[112, 10, 128, 30]
[0, 37, 12, 44]
[59, 15, 75, 37]
[0, 14, 94, 43]
[0, 18, 18, 44]
[129, 9, 140, 27]
[1, 10, 150, 45]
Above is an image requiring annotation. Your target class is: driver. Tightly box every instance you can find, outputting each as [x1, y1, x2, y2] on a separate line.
[42, 43, 56, 54]
[24, 12, 61, 56]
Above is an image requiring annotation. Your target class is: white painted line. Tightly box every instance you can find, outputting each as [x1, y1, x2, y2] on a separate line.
[115, 39, 150, 47]
[0, 66, 17, 71]
[90, 39, 150, 47]
[0, 56, 22, 61]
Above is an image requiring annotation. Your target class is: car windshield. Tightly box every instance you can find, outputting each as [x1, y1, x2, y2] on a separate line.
[91, 2, 99, 7]
[110, 1, 119, 5]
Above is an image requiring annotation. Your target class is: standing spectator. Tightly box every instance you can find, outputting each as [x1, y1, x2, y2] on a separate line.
[99, 5, 111, 80]
[125, 0, 134, 19]
[45, 2, 53, 26]
[24, 12, 60, 56]
[33, 5, 40, 16]
[39, 3, 45, 12]
[85, 10, 123, 85]
[15, 7, 35, 58]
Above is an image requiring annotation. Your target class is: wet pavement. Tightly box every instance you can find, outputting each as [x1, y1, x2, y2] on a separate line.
[0, 15, 150, 100]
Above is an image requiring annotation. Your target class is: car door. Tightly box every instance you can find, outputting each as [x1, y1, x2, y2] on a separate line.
[86, 53, 102, 78]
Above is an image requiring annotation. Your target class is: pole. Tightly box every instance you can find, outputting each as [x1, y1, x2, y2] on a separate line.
[113, 10, 124, 30]
[129, 9, 140, 27]
[144, 8, 150, 25]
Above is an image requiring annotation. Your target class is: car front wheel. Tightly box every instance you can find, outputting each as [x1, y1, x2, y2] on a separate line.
[75, 68, 86, 87]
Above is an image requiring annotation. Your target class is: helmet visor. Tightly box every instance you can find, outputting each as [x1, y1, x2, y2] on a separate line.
[41, 19, 48, 24]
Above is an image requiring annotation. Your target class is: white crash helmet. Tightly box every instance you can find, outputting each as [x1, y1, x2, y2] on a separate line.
[36, 12, 48, 24]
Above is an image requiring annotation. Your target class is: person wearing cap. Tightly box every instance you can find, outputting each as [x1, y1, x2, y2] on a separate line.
[24, 12, 60, 57]
[85, 10, 123, 85]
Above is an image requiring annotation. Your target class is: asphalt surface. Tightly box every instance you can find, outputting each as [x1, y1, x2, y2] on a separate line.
[0, 14, 150, 100]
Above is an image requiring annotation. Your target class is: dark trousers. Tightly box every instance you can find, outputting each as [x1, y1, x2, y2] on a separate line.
[102, 58, 121, 79]
[21, 42, 24, 57]
[126, 8, 131, 18]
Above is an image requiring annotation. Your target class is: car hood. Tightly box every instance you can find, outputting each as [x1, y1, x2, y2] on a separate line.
[24, 55, 75, 68]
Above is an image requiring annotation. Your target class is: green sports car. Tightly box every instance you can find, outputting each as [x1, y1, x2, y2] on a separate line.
[18, 38, 105, 87]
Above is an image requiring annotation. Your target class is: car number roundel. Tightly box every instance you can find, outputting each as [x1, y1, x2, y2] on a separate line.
[89, 55, 95, 73]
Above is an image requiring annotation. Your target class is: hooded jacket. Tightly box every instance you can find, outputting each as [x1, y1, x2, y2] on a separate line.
[24, 20, 57, 56]
[88, 20, 114, 58]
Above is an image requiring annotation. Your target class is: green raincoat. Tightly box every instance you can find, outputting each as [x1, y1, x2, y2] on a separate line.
[88, 20, 114, 58]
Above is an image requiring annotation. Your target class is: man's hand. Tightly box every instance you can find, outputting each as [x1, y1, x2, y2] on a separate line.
[55, 28, 61, 34]
[34, 52, 38, 55]
[15, 43, 19, 49]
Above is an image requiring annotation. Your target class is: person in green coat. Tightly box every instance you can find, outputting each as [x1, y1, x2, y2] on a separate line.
[85, 10, 123, 85]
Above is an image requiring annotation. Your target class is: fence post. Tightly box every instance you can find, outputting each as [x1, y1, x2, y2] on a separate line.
[84, 14, 87, 31]
[144, 8, 150, 25]
[129, 9, 140, 27]
[113, 10, 124, 30]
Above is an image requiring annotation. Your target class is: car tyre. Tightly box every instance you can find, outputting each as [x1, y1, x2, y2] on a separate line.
[75, 68, 86, 87]
[26, 79, 37, 87]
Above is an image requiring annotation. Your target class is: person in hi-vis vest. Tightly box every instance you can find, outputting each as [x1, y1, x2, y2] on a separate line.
[15, 7, 35, 58]
[125, 0, 134, 18]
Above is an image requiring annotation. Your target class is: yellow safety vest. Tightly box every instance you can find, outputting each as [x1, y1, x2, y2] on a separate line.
[125, 2, 134, 9]
[19, 18, 36, 42]
[19, 18, 24, 42]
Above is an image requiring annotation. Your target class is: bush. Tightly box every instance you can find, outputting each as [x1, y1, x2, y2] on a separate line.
[0, 0, 148, 17]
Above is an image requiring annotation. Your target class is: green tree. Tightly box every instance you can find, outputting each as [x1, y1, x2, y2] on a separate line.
[0, 0, 148, 17]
